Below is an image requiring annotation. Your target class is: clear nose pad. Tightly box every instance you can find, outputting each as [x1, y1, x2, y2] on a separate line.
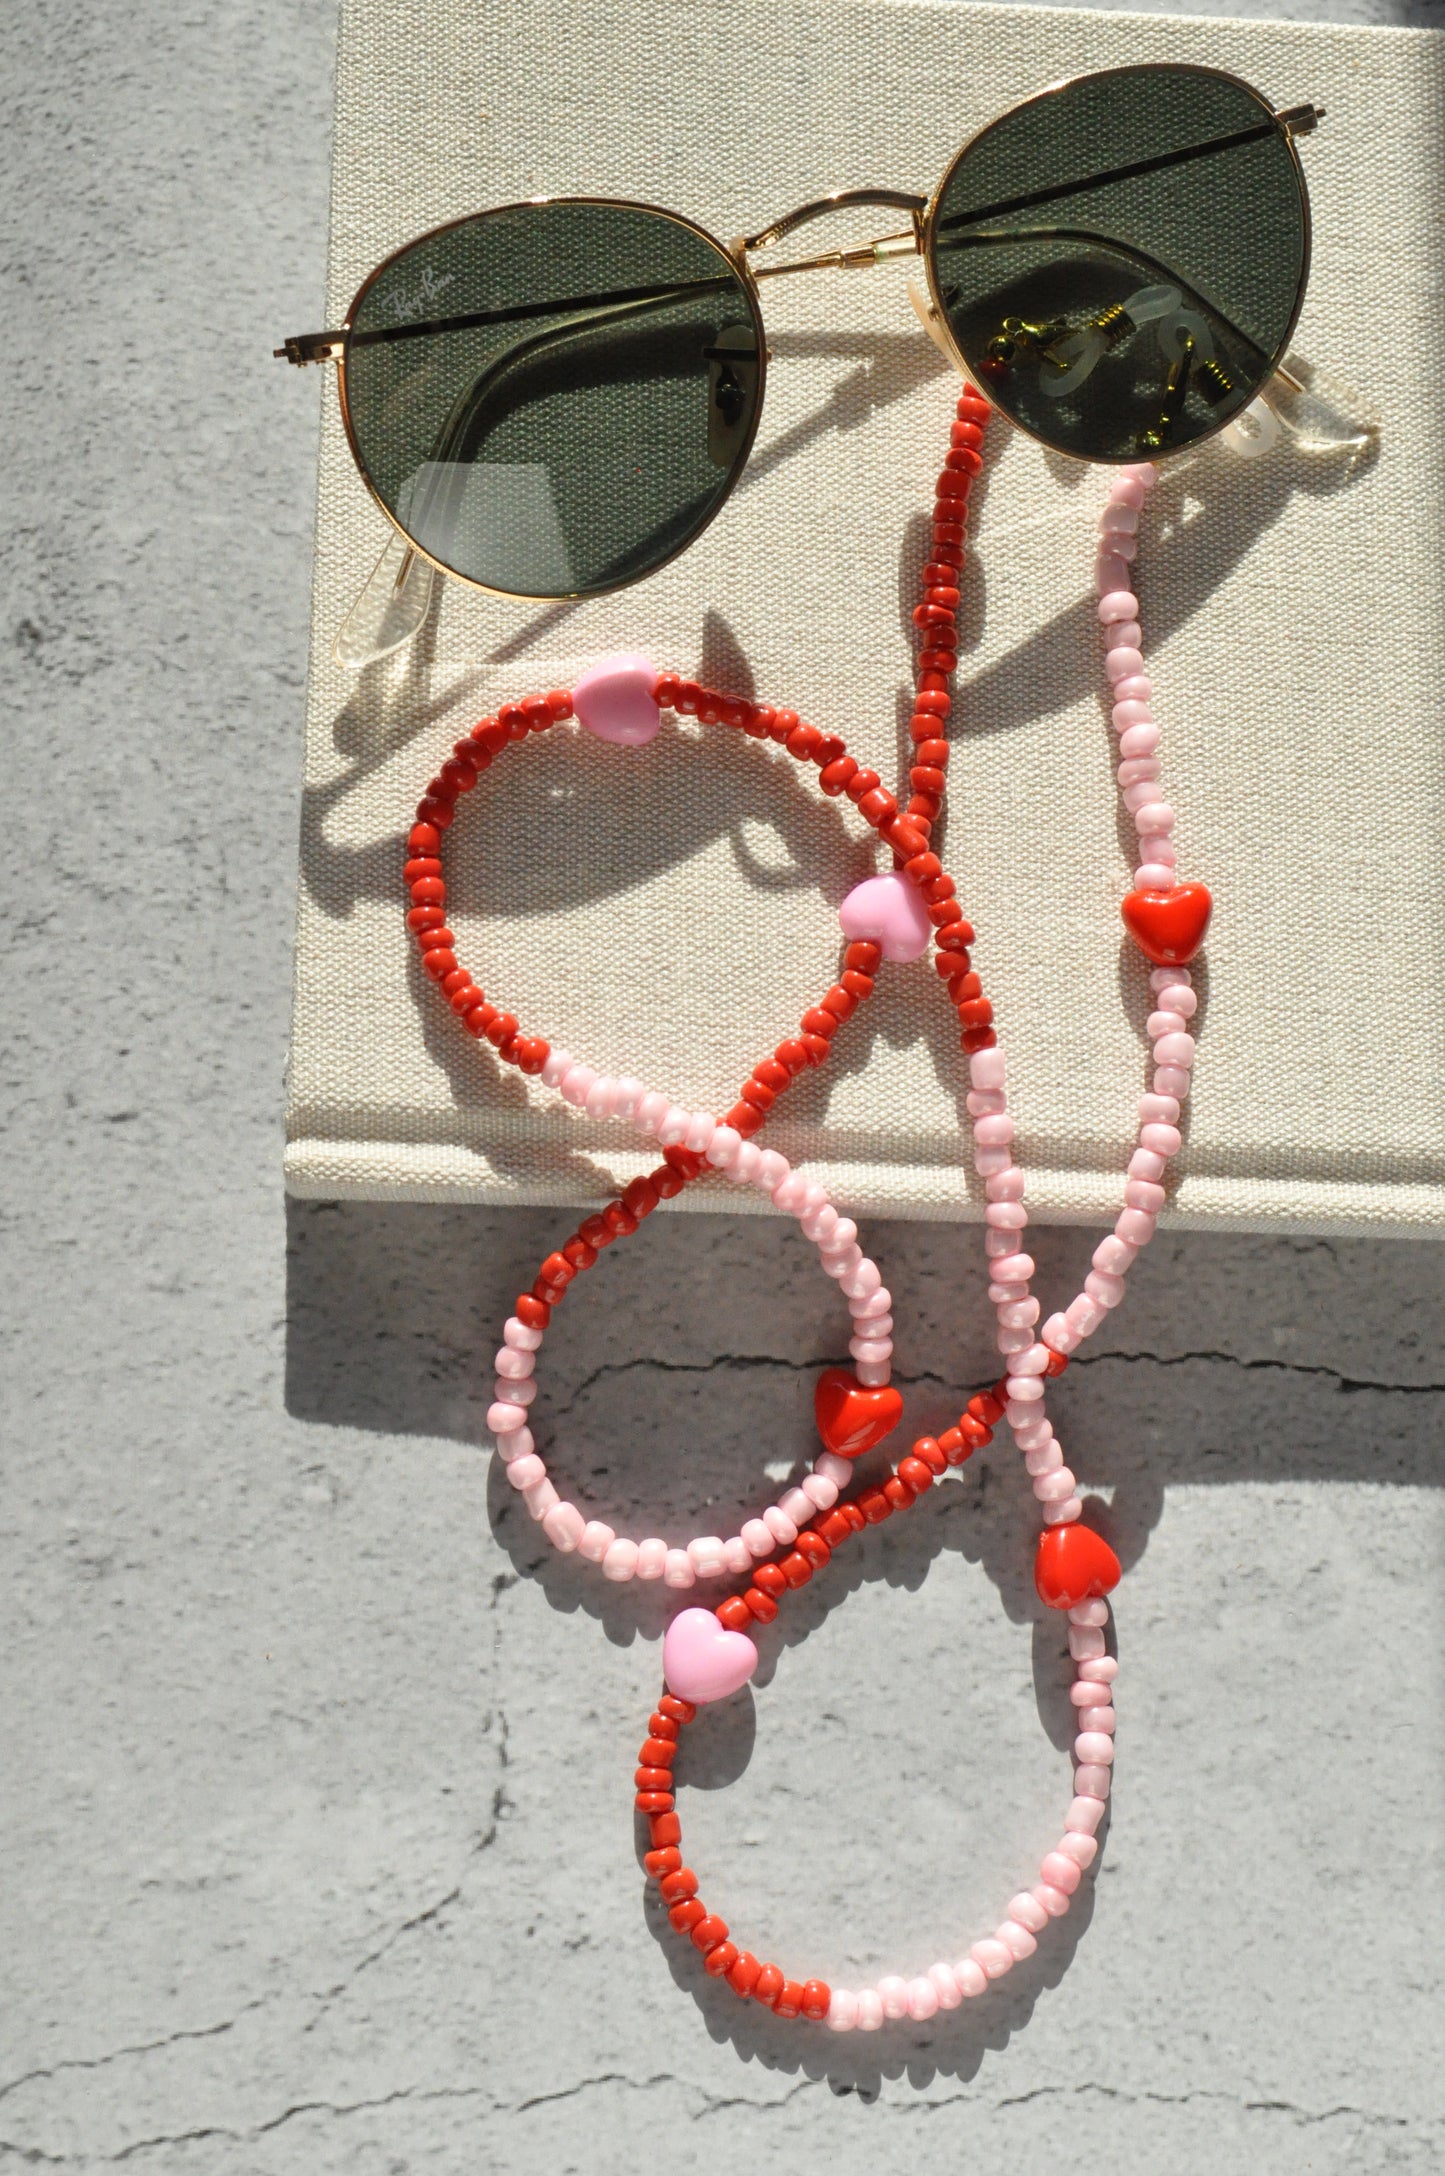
[333, 529, 437, 671]
[706, 327, 761, 468]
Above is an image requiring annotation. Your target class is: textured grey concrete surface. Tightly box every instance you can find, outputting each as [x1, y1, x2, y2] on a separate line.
[2, 2, 1442, 2171]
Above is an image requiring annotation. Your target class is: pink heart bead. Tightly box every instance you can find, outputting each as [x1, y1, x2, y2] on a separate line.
[572, 653, 662, 746]
[662, 1606, 759, 1705]
[837, 872, 932, 963]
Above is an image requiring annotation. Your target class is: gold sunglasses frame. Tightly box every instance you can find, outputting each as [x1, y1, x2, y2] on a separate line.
[276, 61, 1322, 607]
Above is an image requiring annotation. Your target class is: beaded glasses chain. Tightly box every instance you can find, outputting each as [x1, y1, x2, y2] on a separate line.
[402, 401, 1209, 2026]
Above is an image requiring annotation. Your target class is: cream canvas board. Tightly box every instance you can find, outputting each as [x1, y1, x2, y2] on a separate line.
[284, 0, 1445, 1236]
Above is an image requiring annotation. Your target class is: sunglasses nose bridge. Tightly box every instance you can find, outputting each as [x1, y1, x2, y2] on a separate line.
[737, 187, 927, 260]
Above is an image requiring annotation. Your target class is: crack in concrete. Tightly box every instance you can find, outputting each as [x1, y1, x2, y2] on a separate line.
[0, 2006, 269, 2107]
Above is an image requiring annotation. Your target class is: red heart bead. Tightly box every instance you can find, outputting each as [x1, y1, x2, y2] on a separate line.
[1034, 1524, 1122, 1611]
[1120, 881, 1212, 967]
[813, 1368, 904, 1459]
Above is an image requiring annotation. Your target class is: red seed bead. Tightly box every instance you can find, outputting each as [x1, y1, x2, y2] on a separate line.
[463, 1003, 497, 1037]
[636, 1790, 675, 1814]
[521, 694, 553, 731]
[795, 1529, 831, 1568]
[1045, 1347, 1070, 1377]
[691, 1914, 729, 1954]
[740, 703, 771, 738]
[639, 1737, 676, 1768]
[938, 1426, 970, 1464]
[653, 1165, 686, 1200]
[498, 702, 529, 741]
[717, 1596, 754, 1633]
[449, 984, 481, 1017]
[441, 967, 472, 999]
[752, 1562, 787, 1601]
[813, 734, 845, 768]
[649, 1812, 683, 1849]
[659, 1868, 698, 1903]
[485, 1011, 521, 1049]
[516, 1295, 551, 1331]
[962, 1025, 998, 1052]
[883, 1474, 914, 1511]
[577, 1213, 614, 1252]
[648, 1712, 679, 1742]
[952, 972, 983, 1004]
[422, 949, 458, 982]
[623, 1176, 660, 1220]
[403, 857, 443, 886]
[669, 1897, 707, 1934]
[766, 707, 799, 742]
[911, 766, 946, 798]
[816, 1508, 852, 1549]
[856, 788, 894, 827]
[914, 737, 951, 766]
[785, 721, 823, 761]
[415, 796, 453, 829]
[820, 984, 856, 1021]
[406, 906, 446, 937]
[839, 1501, 868, 1533]
[801, 1979, 831, 2021]
[936, 468, 970, 499]
[844, 940, 881, 975]
[659, 1694, 696, 1724]
[957, 1414, 992, 1451]
[898, 1455, 934, 1496]
[742, 1586, 778, 1624]
[653, 672, 681, 707]
[410, 876, 446, 909]
[602, 1201, 637, 1240]
[635, 1766, 674, 1791]
[729, 1101, 765, 1138]
[921, 650, 958, 676]
[945, 444, 983, 477]
[774, 1980, 804, 2019]
[801, 1008, 839, 1041]
[727, 1951, 763, 1999]
[937, 919, 975, 951]
[840, 969, 874, 1002]
[842, 767, 880, 804]
[778, 1550, 813, 1589]
[704, 1941, 740, 1979]
[545, 689, 572, 719]
[970, 1391, 1005, 1425]
[951, 419, 985, 450]
[906, 851, 942, 884]
[959, 998, 994, 1030]
[539, 1251, 574, 1290]
[408, 822, 441, 854]
[930, 899, 965, 928]
[857, 1487, 892, 1525]
[562, 1237, 598, 1271]
[913, 1436, 948, 1476]
[754, 1964, 785, 2009]
[775, 1039, 810, 1077]
[644, 1846, 681, 1878]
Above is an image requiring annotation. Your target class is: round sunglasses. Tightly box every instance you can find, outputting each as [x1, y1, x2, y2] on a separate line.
[277, 62, 1320, 609]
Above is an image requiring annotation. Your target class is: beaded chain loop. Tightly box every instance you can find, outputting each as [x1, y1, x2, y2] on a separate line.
[401, 392, 1213, 2028]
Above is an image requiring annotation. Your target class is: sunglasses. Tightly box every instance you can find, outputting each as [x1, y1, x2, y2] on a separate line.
[277, 62, 1321, 624]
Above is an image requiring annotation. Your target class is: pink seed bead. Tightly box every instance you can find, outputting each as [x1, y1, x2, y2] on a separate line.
[849, 1338, 892, 1368]
[1065, 1295, 1105, 1336]
[1033, 1883, 1072, 1918]
[855, 1989, 883, 2031]
[1118, 756, 1162, 788]
[1101, 501, 1140, 533]
[1078, 1655, 1119, 1682]
[1042, 1311, 1076, 1352]
[1140, 1122, 1183, 1157]
[1093, 1235, 1136, 1276]
[602, 1537, 640, 1582]
[969, 1047, 1007, 1091]
[986, 1167, 1027, 1203]
[1040, 1852, 1082, 1894]
[1156, 981, 1197, 1016]
[1112, 674, 1152, 703]
[763, 1505, 798, 1546]
[1074, 1763, 1113, 1799]
[953, 1956, 989, 1997]
[543, 1501, 586, 1551]
[1043, 1496, 1083, 1525]
[1112, 698, 1153, 731]
[1129, 1148, 1167, 1182]
[1122, 779, 1160, 814]
[856, 1358, 889, 1387]
[1138, 1092, 1181, 1126]
[778, 1487, 814, 1528]
[1084, 1269, 1125, 1308]
[1060, 1830, 1101, 1869]
[493, 1376, 536, 1407]
[722, 1536, 752, 1576]
[683, 1110, 716, 1154]
[494, 1345, 535, 1381]
[1008, 1891, 1050, 1934]
[973, 1113, 1015, 1147]
[689, 1536, 726, 1578]
[990, 1252, 1035, 1283]
[1108, 622, 1142, 653]
[877, 1975, 910, 2020]
[928, 1961, 964, 2008]
[1133, 801, 1175, 836]
[1125, 1178, 1167, 1213]
[585, 1075, 621, 1119]
[998, 1326, 1033, 1356]
[970, 1938, 1014, 1980]
[1067, 1795, 1108, 1834]
[540, 1047, 574, 1088]
[578, 1519, 617, 1561]
[906, 1975, 940, 2021]
[986, 1200, 1029, 1229]
[967, 1088, 1006, 1117]
[1153, 1032, 1196, 1070]
[1096, 553, 1131, 592]
[814, 1451, 853, 1488]
[525, 1480, 560, 1523]
[1011, 1342, 1051, 1376]
[1105, 646, 1145, 683]
[506, 1454, 546, 1491]
[614, 1077, 645, 1118]
[1135, 862, 1177, 889]
[999, 1296, 1041, 1329]
[1154, 1064, 1193, 1099]
[706, 1124, 741, 1168]
[497, 1427, 536, 1464]
[1116, 1208, 1157, 1247]
[740, 1518, 774, 1558]
[997, 1919, 1038, 1962]
[733, 1141, 763, 1184]
[487, 1401, 527, 1434]
[1112, 475, 1148, 509]
[1146, 1009, 1187, 1040]
[1098, 589, 1139, 623]
[1069, 1597, 1110, 1625]
[1118, 727, 1161, 762]
[802, 1471, 840, 1510]
[663, 1548, 695, 1588]
[636, 1538, 668, 1579]
[1075, 1731, 1116, 1765]
[1025, 1444, 1063, 1478]
[503, 1316, 544, 1351]
[772, 1170, 808, 1211]
[827, 1990, 859, 2032]
[559, 1065, 598, 1108]
[974, 1144, 1012, 1177]
[1079, 1705, 1117, 1733]
[1008, 1377, 1046, 1406]
[1034, 1467, 1077, 1503]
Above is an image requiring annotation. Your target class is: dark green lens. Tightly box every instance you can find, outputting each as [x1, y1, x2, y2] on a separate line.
[344, 200, 762, 598]
[930, 65, 1308, 462]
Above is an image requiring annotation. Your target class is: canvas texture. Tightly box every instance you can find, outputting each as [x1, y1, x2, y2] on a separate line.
[285, 0, 1445, 1236]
